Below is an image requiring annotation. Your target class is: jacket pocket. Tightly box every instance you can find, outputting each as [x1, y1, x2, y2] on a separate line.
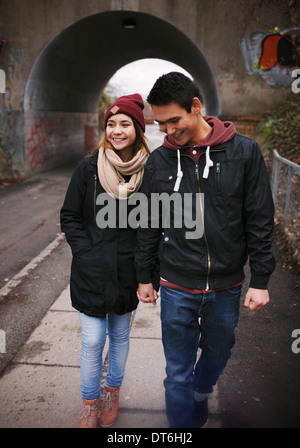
[160, 228, 206, 270]
[156, 170, 177, 193]
[73, 242, 105, 293]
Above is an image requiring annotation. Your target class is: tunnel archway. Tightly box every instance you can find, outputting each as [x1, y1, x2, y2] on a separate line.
[25, 10, 219, 114]
[23, 10, 220, 173]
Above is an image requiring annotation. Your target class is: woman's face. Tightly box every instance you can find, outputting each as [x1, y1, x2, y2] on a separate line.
[106, 114, 136, 160]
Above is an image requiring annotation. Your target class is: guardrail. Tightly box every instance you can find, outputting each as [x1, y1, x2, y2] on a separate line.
[271, 149, 300, 266]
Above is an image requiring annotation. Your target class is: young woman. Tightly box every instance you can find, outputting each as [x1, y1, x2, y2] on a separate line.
[60, 94, 157, 428]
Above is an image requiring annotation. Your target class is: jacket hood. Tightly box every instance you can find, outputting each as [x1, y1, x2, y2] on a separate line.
[162, 116, 236, 150]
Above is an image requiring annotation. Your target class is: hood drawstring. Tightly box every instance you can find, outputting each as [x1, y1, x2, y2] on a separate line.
[203, 146, 213, 179]
[174, 149, 183, 192]
[173, 145, 213, 191]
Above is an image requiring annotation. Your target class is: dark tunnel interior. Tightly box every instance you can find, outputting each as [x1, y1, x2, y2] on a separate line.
[24, 10, 220, 116]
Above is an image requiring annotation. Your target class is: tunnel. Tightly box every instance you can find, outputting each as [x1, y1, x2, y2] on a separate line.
[23, 10, 220, 173]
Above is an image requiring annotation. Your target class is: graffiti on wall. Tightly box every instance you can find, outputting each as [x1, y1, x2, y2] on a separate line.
[240, 27, 300, 87]
[0, 86, 21, 179]
[26, 113, 98, 172]
[26, 114, 67, 171]
[0, 46, 33, 178]
[259, 32, 300, 70]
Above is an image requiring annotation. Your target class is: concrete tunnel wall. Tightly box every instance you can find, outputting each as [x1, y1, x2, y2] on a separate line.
[23, 10, 220, 175]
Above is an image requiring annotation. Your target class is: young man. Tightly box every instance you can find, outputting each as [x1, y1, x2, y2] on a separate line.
[135, 72, 276, 428]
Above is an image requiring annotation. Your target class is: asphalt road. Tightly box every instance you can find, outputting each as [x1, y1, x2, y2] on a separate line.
[0, 164, 75, 374]
[0, 165, 75, 290]
[218, 249, 300, 428]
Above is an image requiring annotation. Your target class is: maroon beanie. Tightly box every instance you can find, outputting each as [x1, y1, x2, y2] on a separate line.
[104, 93, 145, 132]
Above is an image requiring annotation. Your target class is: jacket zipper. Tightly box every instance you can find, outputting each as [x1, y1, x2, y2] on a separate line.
[183, 154, 211, 290]
[216, 162, 221, 194]
[172, 149, 225, 290]
[93, 173, 97, 221]
[194, 162, 211, 290]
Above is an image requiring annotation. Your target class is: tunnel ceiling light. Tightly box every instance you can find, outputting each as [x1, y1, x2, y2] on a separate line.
[122, 19, 136, 29]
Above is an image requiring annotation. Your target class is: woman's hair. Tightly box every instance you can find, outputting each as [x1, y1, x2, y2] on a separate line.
[147, 71, 201, 113]
[91, 118, 150, 157]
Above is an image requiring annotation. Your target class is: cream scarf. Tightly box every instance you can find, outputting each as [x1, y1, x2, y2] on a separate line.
[97, 146, 148, 199]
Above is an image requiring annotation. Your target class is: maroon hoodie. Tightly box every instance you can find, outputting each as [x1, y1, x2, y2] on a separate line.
[160, 116, 242, 294]
[163, 116, 236, 164]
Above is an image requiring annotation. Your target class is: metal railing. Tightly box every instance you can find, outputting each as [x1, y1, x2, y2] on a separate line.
[271, 149, 300, 267]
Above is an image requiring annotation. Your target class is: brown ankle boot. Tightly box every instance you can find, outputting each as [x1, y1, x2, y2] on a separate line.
[78, 398, 100, 428]
[99, 386, 120, 427]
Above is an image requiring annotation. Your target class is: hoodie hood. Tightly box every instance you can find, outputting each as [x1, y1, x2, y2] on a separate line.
[163, 116, 236, 150]
[162, 116, 236, 190]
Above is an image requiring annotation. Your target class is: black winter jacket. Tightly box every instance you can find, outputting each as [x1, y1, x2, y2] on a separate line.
[61, 154, 150, 317]
[135, 133, 276, 291]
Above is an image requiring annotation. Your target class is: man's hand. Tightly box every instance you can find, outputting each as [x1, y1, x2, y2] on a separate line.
[137, 283, 158, 306]
[244, 287, 270, 313]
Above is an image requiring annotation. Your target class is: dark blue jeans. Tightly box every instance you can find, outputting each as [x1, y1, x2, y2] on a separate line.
[160, 284, 241, 428]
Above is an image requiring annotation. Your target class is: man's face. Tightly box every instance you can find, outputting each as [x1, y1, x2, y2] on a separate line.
[152, 101, 200, 146]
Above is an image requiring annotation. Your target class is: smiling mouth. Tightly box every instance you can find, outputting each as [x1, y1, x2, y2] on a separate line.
[173, 131, 184, 139]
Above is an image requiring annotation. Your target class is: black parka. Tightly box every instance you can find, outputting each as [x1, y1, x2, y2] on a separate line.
[61, 153, 152, 317]
[135, 133, 276, 291]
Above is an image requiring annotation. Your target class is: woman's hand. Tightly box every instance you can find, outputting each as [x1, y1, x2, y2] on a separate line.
[137, 283, 158, 306]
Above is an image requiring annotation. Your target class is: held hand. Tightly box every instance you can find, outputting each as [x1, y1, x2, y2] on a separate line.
[137, 283, 158, 306]
[244, 287, 270, 313]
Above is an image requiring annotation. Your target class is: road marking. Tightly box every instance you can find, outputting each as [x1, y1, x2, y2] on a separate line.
[0, 233, 65, 301]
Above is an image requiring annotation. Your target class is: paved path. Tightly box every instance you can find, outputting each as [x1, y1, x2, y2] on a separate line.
[0, 285, 221, 429]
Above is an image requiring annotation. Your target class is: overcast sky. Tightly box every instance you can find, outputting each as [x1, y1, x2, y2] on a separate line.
[106, 58, 192, 100]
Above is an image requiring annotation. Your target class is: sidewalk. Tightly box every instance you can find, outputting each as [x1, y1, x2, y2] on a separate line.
[0, 286, 221, 428]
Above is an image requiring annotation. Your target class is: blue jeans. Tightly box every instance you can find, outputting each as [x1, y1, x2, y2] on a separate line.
[160, 285, 241, 427]
[78, 311, 132, 400]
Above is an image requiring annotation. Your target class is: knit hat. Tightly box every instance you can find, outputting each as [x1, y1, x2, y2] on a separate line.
[104, 94, 145, 132]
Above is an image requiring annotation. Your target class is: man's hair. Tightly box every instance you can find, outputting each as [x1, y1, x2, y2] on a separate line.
[147, 72, 201, 113]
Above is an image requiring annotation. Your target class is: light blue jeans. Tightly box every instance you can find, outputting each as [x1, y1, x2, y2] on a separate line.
[160, 284, 241, 427]
[78, 311, 132, 400]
